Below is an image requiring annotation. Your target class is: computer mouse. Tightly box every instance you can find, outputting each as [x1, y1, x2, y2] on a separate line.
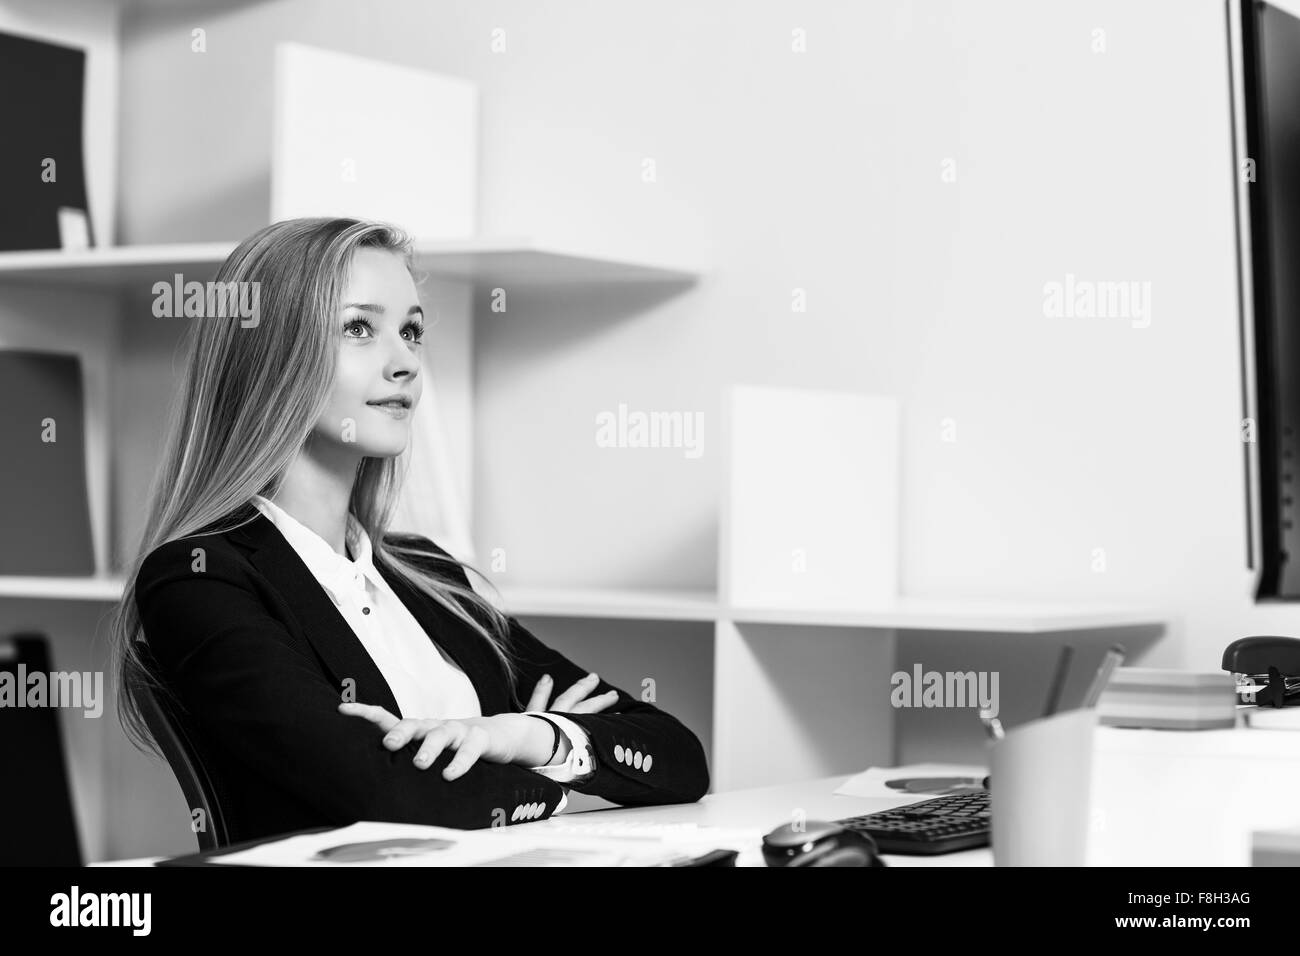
[761, 820, 886, 867]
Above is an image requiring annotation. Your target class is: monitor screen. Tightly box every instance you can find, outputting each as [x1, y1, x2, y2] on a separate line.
[1236, 0, 1300, 597]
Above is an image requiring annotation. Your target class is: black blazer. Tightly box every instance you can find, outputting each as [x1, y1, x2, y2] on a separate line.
[134, 507, 710, 844]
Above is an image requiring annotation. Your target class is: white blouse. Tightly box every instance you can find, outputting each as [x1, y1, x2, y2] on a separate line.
[250, 495, 592, 798]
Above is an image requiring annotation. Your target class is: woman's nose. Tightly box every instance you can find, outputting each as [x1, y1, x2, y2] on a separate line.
[384, 334, 419, 381]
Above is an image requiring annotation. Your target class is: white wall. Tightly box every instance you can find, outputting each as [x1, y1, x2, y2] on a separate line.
[462, 0, 1283, 690]
[468, 0, 1287, 684]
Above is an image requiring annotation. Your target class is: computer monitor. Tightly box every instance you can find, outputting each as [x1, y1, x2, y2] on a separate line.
[1231, 0, 1300, 598]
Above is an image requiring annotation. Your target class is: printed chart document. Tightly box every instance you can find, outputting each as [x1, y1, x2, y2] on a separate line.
[210, 821, 763, 867]
[833, 762, 988, 799]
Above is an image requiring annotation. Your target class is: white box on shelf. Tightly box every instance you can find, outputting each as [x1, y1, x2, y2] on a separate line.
[390, 375, 475, 564]
[272, 43, 478, 239]
[720, 384, 900, 610]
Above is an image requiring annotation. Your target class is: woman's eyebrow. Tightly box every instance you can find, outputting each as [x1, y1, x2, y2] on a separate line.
[342, 303, 424, 318]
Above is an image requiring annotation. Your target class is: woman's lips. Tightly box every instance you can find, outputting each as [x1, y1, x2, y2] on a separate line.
[367, 402, 410, 419]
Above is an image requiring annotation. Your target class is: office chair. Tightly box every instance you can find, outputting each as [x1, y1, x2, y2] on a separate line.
[0, 632, 83, 865]
[134, 641, 231, 851]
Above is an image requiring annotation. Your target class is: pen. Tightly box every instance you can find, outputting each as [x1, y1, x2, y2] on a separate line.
[1043, 644, 1074, 717]
[1083, 644, 1126, 708]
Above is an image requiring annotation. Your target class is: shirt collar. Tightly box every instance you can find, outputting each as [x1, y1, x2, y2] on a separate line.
[250, 495, 386, 603]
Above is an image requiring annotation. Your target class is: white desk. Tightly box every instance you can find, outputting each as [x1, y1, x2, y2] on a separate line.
[530, 774, 992, 867]
[91, 774, 991, 867]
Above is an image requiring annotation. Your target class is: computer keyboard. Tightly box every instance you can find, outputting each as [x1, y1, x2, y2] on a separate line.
[836, 790, 991, 855]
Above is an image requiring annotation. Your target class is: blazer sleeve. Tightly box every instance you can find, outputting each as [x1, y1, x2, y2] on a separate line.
[134, 538, 566, 831]
[407, 537, 712, 807]
[502, 615, 712, 806]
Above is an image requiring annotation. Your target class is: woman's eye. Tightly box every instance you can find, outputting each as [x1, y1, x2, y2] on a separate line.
[343, 319, 372, 338]
[403, 322, 425, 343]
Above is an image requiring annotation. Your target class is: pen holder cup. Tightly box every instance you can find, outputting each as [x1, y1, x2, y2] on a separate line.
[988, 707, 1098, 866]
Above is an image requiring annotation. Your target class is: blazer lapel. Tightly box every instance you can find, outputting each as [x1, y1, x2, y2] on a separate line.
[229, 512, 404, 718]
[226, 510, 508, 718]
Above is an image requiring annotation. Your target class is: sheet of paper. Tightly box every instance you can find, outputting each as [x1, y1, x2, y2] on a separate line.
[210, 820, 758, 867]
[833, 762, 988, 799]
[541, 821, 767, 866]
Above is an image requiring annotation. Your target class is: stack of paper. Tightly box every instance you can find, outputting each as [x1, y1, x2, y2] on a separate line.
[1097, 668, 1237, 730]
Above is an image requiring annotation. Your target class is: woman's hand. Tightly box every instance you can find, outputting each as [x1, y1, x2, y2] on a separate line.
[337, 672, 619, 779]
[524, 671, 620, 714]
[337, 703, 536, 780]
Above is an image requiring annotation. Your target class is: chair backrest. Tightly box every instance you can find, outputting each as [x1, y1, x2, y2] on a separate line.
[134, 642, 230, 851]
[0, 632, 83, 865]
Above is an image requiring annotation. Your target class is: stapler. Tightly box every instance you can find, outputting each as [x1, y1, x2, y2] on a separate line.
[1222, 636, 1300, 707]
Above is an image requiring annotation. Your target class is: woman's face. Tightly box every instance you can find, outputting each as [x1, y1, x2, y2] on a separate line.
[313, 246, 426, 458]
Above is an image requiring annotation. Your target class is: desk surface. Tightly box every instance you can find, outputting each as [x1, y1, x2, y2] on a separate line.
[92, 775, 993, 867]
[532, 773, 993, 867]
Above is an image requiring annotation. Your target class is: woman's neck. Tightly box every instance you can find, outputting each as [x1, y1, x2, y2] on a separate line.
[268, 440, 361, 557]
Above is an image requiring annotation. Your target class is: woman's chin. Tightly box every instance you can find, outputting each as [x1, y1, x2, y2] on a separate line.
[320, 436, 409, 459]
[359, 441, 409, 459]
[310, 421, 412, 459]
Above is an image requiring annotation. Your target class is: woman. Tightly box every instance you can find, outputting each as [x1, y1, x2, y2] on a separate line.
[111, 217, 710, 844]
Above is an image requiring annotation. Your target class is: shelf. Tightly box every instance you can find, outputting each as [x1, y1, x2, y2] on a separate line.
[0, 238, 701, 290]
[0, 575, 1164, 633]
[0, 575, 127, 601]
[411, 238, 699, 285]
[0, 243, 236, 289]
[498, 587, 719, 622]
[498, 589, 1164, 633]
[727, 598, 1166, 633]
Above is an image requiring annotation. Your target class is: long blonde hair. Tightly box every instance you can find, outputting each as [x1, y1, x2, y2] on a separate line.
[110, 217, 520, 757]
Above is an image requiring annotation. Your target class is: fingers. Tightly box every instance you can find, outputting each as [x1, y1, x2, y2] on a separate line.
[552, 672, 601, 711]
[524, 674, 553, 712]
[377, 717, 439, 751]
[440, 726, 488, 780]
[411, 723, 458, 772]
[568, 689, 620, 714]
[409, 722, 485, 780]
[337, 702, 400, 733]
